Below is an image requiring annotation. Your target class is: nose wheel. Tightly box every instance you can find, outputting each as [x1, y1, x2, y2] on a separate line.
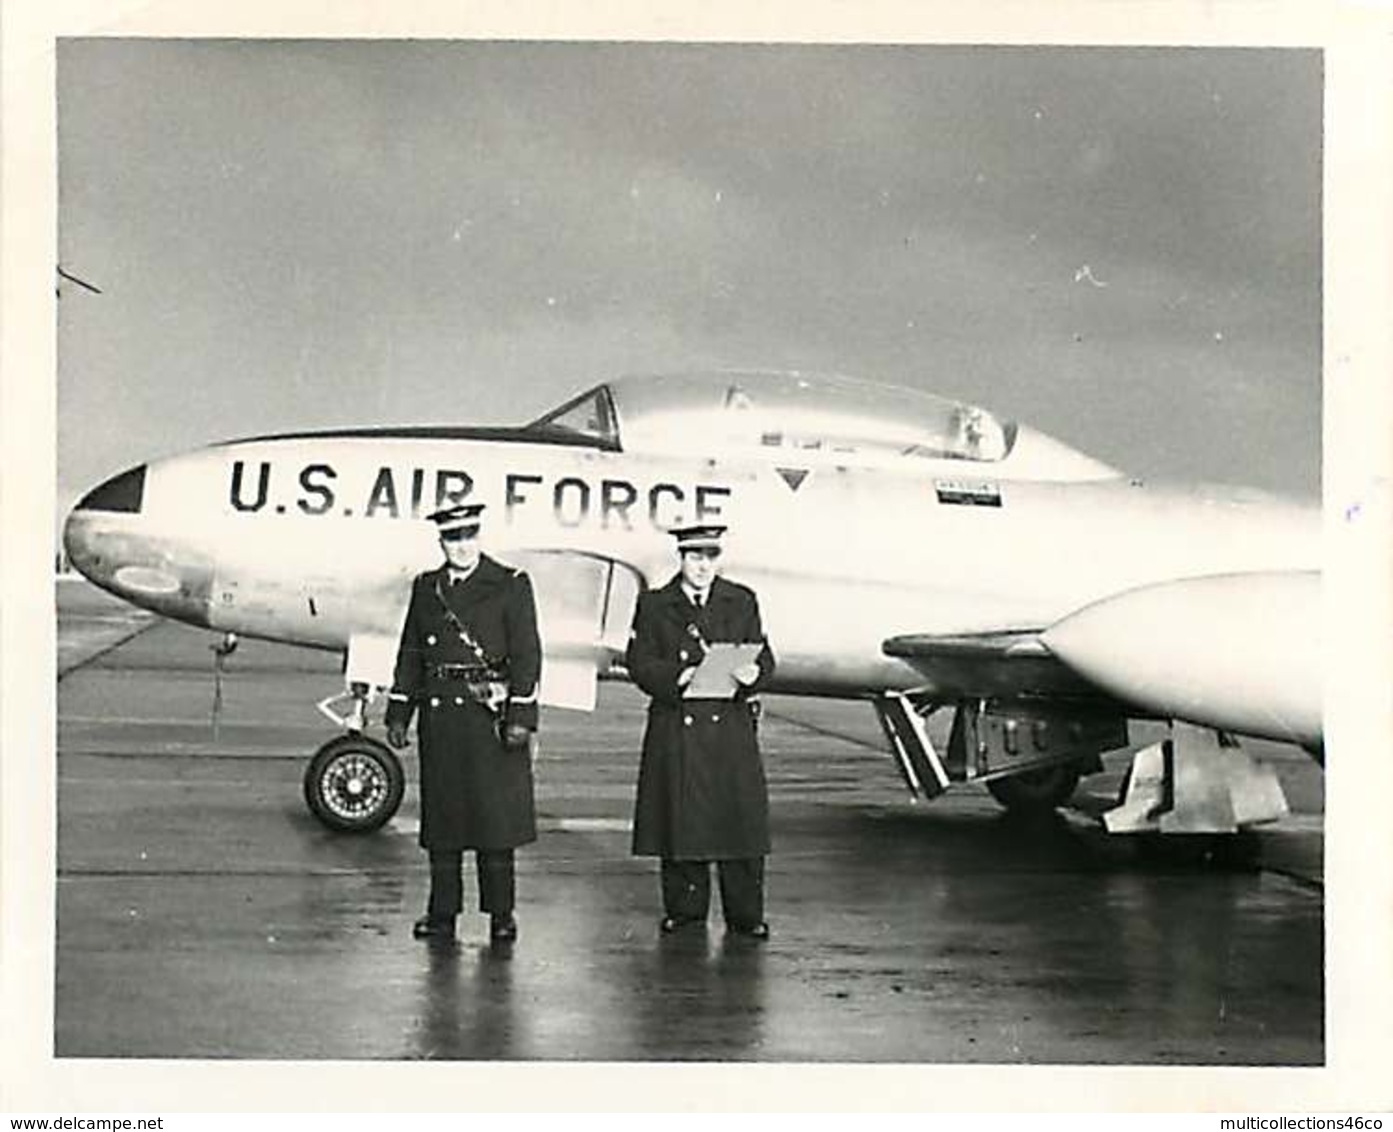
[303, 735, 405, 833]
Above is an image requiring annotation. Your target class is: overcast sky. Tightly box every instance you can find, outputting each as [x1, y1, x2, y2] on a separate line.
[56, 40, 1321, 512]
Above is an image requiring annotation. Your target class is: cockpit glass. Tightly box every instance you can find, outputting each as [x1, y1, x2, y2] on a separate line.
[594, 371, 1015, 463]
[527, 385, 619, 446]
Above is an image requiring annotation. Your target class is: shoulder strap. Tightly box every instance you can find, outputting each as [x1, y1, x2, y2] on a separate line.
[432, 574, 491, 666]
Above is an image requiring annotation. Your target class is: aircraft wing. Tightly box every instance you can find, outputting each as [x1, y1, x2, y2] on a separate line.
[881, 631, 1111, 702]
[886, 570, 1322, 748]
[328, 547, 640, 714]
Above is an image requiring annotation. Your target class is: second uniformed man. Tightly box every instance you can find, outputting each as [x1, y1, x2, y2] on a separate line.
[626, 523, 776, 938]
[384, 502, 541, 945]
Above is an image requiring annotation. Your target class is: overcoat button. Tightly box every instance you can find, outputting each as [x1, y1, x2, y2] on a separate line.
[683, 716, 693, 726]
[454, 696, 464, 706]
[711, 714, 719, 723]
[430, 697, 440, 708]
[426, 634, 437, 645]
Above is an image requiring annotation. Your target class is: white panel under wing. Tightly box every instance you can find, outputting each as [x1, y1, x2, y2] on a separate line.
[502, 549, 641, 712]
[345, 631, 399, 688]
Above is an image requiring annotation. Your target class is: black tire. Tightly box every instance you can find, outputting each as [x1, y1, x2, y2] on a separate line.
[986, 763, 1083, 814]
[303, 735, 405, 834]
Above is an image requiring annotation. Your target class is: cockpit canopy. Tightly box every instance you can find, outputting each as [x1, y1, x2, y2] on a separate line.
[528, 370, 1017, 465]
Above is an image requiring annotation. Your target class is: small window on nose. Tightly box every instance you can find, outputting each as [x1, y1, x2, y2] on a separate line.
[76, 464, 146, 513]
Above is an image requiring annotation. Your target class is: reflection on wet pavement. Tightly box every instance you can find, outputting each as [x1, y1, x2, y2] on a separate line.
[55, 598, 1323, 1063]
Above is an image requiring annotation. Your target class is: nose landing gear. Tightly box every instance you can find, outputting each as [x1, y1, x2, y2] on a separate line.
[304, 682, 405, 834]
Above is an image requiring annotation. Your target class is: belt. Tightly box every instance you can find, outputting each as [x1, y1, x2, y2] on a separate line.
[431, 663, 504, 682]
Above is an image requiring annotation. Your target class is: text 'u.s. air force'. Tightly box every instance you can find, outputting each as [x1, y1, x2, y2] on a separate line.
[228, 461, 731, 531]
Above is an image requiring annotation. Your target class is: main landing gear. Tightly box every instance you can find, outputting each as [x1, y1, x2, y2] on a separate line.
[873, 693, 1120, 818]
[984, 763, 1084, 814]
[872, 693, 1289, 833]
[303, 682, 405, 833]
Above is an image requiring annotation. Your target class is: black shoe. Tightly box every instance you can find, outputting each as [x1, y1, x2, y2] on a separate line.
[489, 914, 518, 944]
[659, 915, 704, 934]
[728, 921, 770, 940]
[412, 915, 456, 941]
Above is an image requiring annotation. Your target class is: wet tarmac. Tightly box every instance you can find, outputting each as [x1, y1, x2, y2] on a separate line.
[55, 579, 1323, 1063]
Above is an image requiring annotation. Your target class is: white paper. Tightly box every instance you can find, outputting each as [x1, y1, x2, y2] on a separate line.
[682, 642, 762, 699]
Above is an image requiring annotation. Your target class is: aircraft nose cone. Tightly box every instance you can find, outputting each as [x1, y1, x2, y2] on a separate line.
[63, 463, 214, 628]
[63, 505, 112, 587]
[64, 464, 147, 587]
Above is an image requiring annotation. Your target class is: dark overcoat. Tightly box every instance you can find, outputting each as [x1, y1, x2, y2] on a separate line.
[384, 556, 541, 851]
[627, 574, 775, 859]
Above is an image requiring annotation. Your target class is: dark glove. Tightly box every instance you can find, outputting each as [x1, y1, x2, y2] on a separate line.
[386, 722, 409, 749]
[502, 723, 533, 752]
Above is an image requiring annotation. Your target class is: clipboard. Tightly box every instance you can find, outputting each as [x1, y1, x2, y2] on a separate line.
[683, 642, 762, 699]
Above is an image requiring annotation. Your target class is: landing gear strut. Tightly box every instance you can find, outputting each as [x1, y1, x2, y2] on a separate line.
[303, 682, 405, 833]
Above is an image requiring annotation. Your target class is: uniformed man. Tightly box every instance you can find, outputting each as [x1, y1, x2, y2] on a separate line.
[384, 502, 541, 945]
[626, 523, 776, 938]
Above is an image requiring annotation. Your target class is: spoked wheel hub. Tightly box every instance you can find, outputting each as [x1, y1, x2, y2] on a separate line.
[303, 735, 405, 833]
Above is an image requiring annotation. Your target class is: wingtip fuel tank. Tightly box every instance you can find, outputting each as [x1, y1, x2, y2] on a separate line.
[1040, 571, 1322, 748]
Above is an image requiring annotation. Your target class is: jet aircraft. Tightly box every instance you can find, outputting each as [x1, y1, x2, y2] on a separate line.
[63, 371, 1322, 835]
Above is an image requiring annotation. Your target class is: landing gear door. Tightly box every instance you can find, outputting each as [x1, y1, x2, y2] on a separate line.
[598, 559, 641, 665]
[506, 550, 639, 712]
[344, 631, 399, 689]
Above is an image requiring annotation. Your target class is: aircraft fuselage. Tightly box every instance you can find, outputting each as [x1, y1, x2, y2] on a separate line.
[65, 431, 1318, 702]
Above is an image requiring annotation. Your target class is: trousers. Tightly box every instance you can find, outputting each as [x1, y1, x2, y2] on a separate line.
[661, 857, 765, 928]
[427, 848, 515, 918]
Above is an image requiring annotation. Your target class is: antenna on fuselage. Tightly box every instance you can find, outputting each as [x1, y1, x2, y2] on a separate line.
[56, 266, 103, 297]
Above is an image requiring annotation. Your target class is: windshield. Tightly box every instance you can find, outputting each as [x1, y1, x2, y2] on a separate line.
[526, 384, 620, 447]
